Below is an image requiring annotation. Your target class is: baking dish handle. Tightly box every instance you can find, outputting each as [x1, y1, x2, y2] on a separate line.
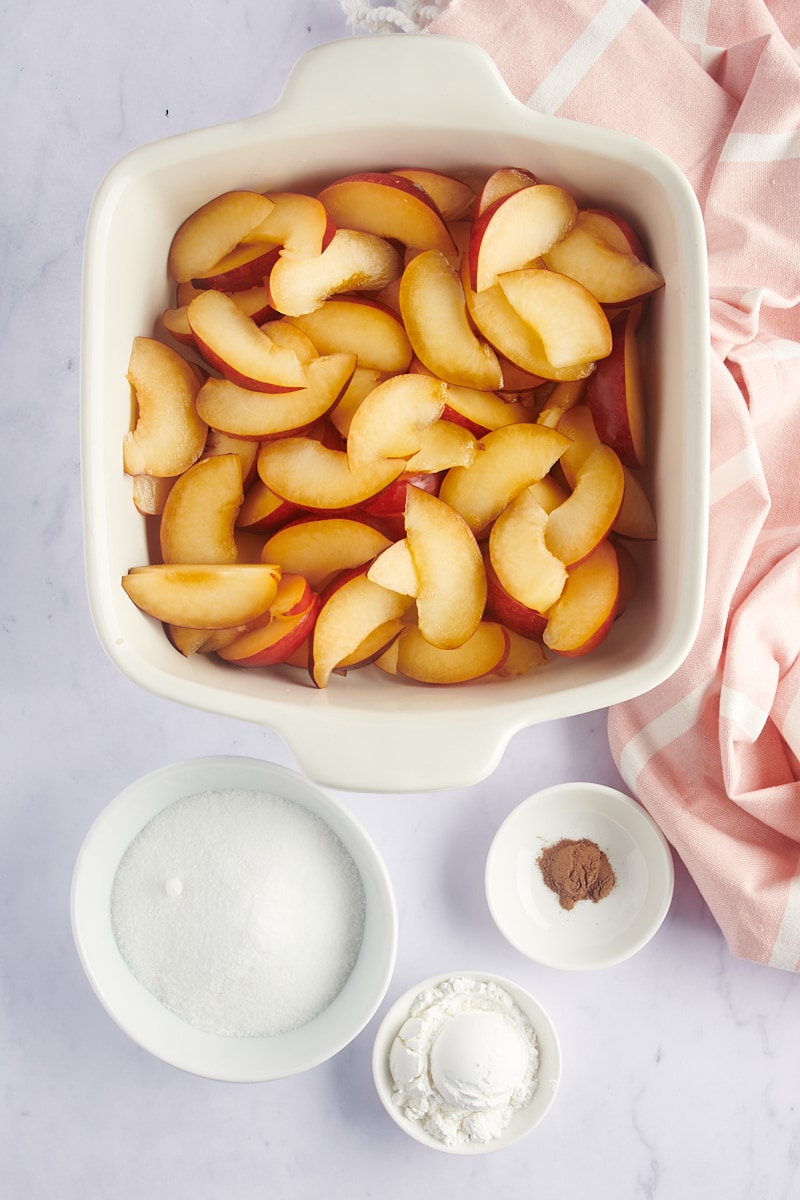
[278, 707, 517, 794]
[271, 34, 525, 131]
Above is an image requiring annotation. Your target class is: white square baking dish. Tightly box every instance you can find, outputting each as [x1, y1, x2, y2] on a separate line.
[81, 34, 709, 793]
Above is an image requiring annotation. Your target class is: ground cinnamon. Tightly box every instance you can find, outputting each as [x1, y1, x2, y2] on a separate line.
[537, 837, 615, 910]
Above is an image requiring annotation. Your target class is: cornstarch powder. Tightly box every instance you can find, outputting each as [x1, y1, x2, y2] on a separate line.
[110, 788, 366, 1037]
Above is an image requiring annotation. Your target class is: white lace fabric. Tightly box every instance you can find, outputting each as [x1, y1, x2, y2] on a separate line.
[340, 0, 452, 34]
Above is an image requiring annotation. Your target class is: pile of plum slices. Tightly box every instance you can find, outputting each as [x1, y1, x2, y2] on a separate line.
[121, 166, 663, 688]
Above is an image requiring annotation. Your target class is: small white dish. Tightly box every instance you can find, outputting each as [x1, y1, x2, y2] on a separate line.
[372, 971, 561, 1155]
[485, 783, 674, 970]
[71, 756, 397, 1081]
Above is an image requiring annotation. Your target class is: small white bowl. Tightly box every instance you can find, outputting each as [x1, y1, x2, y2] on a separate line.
[70, 756, 397, 1081]
[485, 783, 674, 970]
[372, 971, 561, 1154]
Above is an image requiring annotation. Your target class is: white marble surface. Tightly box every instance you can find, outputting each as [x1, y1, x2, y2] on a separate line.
[3, 1, 799, 1196]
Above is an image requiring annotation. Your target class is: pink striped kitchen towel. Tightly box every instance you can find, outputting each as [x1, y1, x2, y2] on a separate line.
[346, 0, 800, 970]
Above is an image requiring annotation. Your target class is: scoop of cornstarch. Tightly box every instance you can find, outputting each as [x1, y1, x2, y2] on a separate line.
[389, 977, 539, 1146]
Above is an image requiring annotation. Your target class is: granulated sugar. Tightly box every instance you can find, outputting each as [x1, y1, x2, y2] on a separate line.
[110, 788, 366, 1037]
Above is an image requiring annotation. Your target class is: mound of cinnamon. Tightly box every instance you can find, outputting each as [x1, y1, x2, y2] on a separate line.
[537, 837, 615, 910]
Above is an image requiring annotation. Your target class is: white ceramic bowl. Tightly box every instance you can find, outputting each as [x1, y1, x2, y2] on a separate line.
[81, 34, 710, 793]
[70, 756, 397, 1081]
[485, 782, 674, 969]
[372, 971, 561, 1154]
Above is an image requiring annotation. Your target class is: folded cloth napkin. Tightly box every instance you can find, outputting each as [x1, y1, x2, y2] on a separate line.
[344, 0, 800, 970]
